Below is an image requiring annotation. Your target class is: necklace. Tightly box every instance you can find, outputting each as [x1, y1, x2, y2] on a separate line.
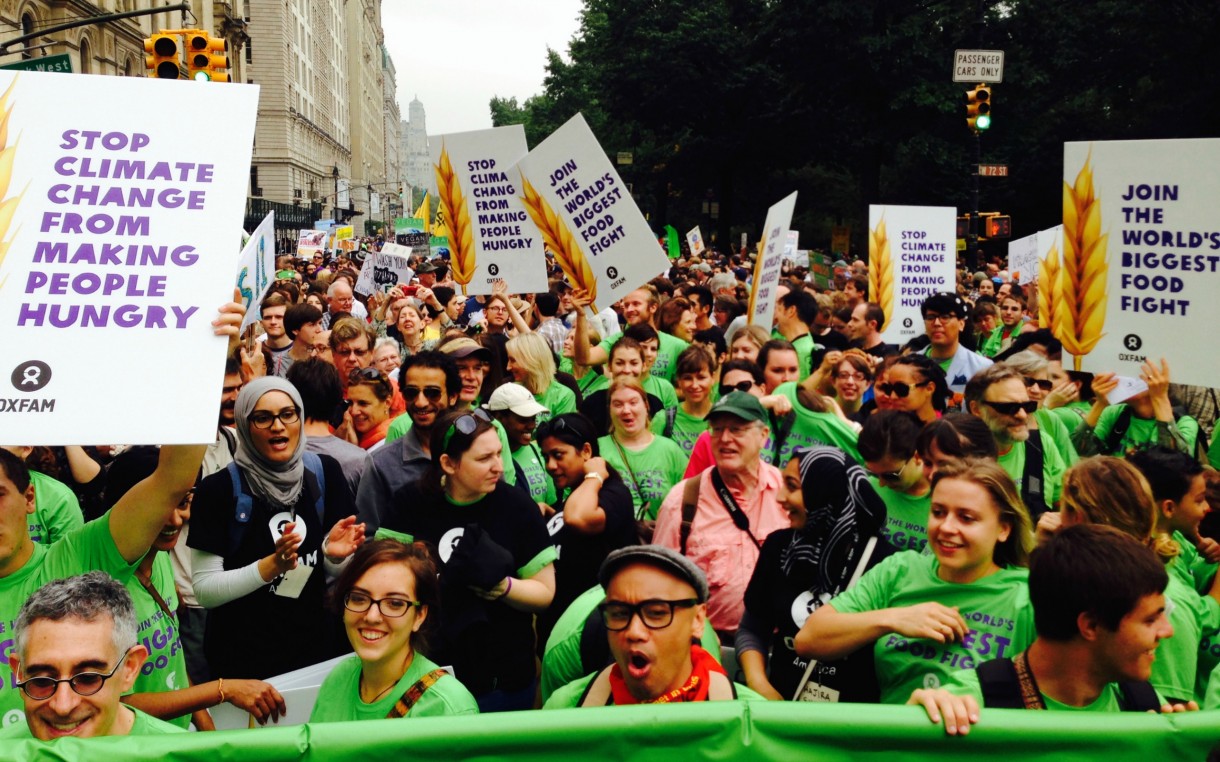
[360, 674, 399, 704]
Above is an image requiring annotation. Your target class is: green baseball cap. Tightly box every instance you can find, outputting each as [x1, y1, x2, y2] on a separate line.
[707, 390, 767, 424]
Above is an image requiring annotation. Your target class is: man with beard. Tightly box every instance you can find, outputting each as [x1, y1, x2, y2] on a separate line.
[355, 351, 459, 538]
[574, 286, 689, 383]
[330, 316, 406, 417]
[965, 364, 1071, 519]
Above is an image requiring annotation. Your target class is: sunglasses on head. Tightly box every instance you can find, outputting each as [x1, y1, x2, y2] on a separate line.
[442, 408, 493, 451]
[1022, 377, 1053, 392]
[981, 399, 1038, 415]
[350, 367, 390, 385]
[876, 381, 926, 398]
[718, 380, 755, 397]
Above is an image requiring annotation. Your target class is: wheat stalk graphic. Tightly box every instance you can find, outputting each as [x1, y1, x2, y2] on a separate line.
[0, 77, 22, 293]
[520, 173, 598, 309]
[1055, 153, 1108, 370]
[867, 217, 894, 332]
[434, 142, 475, 295]
[1037, 241, 1061, 330]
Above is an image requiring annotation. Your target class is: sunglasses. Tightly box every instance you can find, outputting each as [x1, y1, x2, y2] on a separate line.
[1022, 377, 1054, 392]
[869, 460, 908, 483]
[981, 399, 1038, 416]
[718, 380, 756, 397]
[402, 385, 445, 402]
[876, 381, 927, 398]
[350, 367, 391, 386]
[16, 647, 134, 700]
[442, 408, 493, 451]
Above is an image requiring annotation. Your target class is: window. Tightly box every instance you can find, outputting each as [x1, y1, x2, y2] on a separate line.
[21, 14, 34, 60]
[79, 38, 91, 75]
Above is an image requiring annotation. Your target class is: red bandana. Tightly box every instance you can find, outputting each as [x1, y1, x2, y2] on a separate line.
[608, 645, 727, 705]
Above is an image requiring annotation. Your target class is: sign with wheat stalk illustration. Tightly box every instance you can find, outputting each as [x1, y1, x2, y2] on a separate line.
[867, 205, 956, 345]
[1035, 225, 1063, 333]
[515, 113, 669, 307]
[1059, 139, 1220, 385]
[747, 191, 798, 328]
[0, 72, 259, 445]
[429, 125, 547, 296]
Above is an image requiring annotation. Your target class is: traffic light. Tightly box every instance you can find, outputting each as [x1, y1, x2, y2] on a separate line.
[984, 215, 1012, 239]
[965, 84, 991, 132]
[186, 34, 229, 82]
[144, 34, 182, 79]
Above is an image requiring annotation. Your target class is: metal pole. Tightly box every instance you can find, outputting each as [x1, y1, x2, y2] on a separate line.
[0, 4, 191, 53]
[968, 0, 985, 271]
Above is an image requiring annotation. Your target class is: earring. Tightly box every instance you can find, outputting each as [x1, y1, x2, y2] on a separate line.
[440, 474, 447, 488]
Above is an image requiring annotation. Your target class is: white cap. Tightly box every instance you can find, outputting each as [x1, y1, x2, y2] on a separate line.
[485, 383, 550, 418]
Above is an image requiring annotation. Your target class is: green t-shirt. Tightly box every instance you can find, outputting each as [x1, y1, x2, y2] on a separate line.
[767, 382, 862, 466]
[0, 514, 139, 723]
[0, 706, 184, 738]
[27, 471, 83, 546]
[123, 553, 189, 728]
[577, 370, 608, 397]
[791, 334, 821, 380]
[1152, 567, 1220, 702]
[513, 442, 558, 506]
[662, 407, 709, 455]
[946, 668, 1166, 711]
[642, 375, 679, 412]
[1205, 660, 1220, 710]
[870, 478, 930, 554]
[996, 427, 1069, 509]
[598, 435, 687, 521]
[828, 551, 1035, 704]
[1049, 401, 1091, 435]
[538, 381, 578, 423]
[386, 415, 517, 487]
[1093, 404, 1200, 456]
[599, 330, 689, 383]
[310, 651, 479, 721]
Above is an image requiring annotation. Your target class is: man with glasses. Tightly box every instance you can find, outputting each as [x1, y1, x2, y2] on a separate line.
[2, 572, 183, 739]
[330, 317, 406, 417]
[919, 292, 992, 398]
[356, 352, 460, 538]
[544, 546, 761, 706]
[653, 393, 788, 639]
[322, 279, 364, 329]
[965, 364, 1071, 518]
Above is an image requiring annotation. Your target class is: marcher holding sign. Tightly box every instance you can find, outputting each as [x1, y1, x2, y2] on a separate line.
[354, 243, 414, 297]
[1006, 231, 1039, 287]
[866, 205, 957, 346]
[0, 71, 258, 445]
[748, 192, 798, 328]
[431, 125, 548, 296]
[516, 113, 670, 309]
[686, 226, 705, 257]
[237, 212, 276, 332]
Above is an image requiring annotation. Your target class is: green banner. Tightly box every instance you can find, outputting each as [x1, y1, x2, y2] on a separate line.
[3, 702, 1216, 760]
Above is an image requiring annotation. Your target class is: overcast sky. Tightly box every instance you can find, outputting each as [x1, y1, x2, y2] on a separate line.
[381, 1, 584, 137]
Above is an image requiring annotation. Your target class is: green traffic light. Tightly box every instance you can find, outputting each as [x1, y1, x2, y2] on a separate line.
[194, 70, 211, 82]
[976, 114, 991, 130]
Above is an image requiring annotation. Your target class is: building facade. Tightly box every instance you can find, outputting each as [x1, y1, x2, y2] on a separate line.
[402, 95, 430, 193]
[342, 0, 384, 224]
[380, 44, 400, 224]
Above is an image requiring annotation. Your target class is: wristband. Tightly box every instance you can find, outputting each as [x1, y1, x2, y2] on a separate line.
[499, 577, 513, 600]
[583, 471, 603, 484]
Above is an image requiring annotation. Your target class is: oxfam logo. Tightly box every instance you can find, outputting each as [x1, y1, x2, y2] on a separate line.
[11, 361, 51, 392]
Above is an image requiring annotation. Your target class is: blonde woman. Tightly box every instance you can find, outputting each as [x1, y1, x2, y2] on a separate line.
[729, 324, 771, 364]
[506, 332, 576, 423]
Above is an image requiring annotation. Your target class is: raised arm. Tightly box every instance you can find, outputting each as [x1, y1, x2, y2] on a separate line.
[571, 289, 609, 367]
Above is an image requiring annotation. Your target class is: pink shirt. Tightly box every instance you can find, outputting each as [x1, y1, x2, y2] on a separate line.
[653, 463, 788, 633]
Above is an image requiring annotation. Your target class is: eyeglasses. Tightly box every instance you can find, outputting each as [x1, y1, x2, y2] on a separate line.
[1022, 377, 1054, 392]
[343, 591, 422, 618]
[876, 381, 926, 398]
[709, 421, 760, 439]
[980, 399, 1038, 416]
[16, 647, 134, 700]
[248, 408, 300, 429]
[923, 313, 955, 325]
[402, 385, 445, 402]
[868, 460, 908, 483]
[442, 408, 493, 450]
[599, 599, 699, 631]
[835, 372, 867, 382]
[718, 380, 756, 397]
[334, 346, 369, 357]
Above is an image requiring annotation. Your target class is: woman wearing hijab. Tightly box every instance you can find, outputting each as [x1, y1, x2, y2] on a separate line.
[736, 445, 894, 702]
[189, 377, 366, 679]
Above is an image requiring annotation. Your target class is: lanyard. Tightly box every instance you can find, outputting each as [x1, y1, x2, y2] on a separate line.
[710, 469, 761, 548]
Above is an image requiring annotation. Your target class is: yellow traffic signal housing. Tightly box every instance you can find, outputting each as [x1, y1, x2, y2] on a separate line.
[144, 34, 182, 79]
[186, 34, 229, 82]
[965, 84, 992, 132]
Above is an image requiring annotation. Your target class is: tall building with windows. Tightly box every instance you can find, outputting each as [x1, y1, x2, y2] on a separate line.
[403, 96, 430, 192]
[343, 0, 384, 224]
[381, 45, 401, 223]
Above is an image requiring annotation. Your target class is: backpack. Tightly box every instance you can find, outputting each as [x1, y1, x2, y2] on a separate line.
[225, 451, 326, 555]
[975, 657, 1160, 712]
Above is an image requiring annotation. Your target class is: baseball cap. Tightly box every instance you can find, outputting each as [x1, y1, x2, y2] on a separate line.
[439, 337, 492, 362]
[416, 260, 438, 274]
[485, 383, 549, 418]
[706, 390, 768, 425]
[598, 545, 709, 603]
[920, 292, 968, 319]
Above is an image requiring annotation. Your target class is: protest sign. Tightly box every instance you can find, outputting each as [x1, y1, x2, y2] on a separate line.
[686, 225, 705, 256]
[516, 113, 670, 309]
[395, 216, 429, 256]
[747, 192, 798, 328]
[867, 205, 956, 345]
[0, 72, 258, 444]
[297, 228, 325, 258]
[237, 212, 276, 332]
[783, 230, 801, 264]
[353, 244, 414, 295]
[1057, 140, 1220, 384]
[430, 125, 547, 295]
[1034, 224, 1063, 329]
[1007, 231, 1039, 285]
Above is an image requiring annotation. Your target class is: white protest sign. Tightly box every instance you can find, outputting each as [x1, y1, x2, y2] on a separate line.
[867, 205, 956, 345]
[1059, 139, 1220, 384]
[354, 246, 414, 296]
[430, 125, 547, 296]
[686, 225, 705, 256]
[747, 192, 799, 328]
[1007, 231, 1039, 286]
[516, 113, 669, 309]
[237, 212, 276, 332]
[1107, 375, 1149, 406]
[783, 230, 801, 264]
[297, 228, 325, 258]
[0, 72, 258, 444]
